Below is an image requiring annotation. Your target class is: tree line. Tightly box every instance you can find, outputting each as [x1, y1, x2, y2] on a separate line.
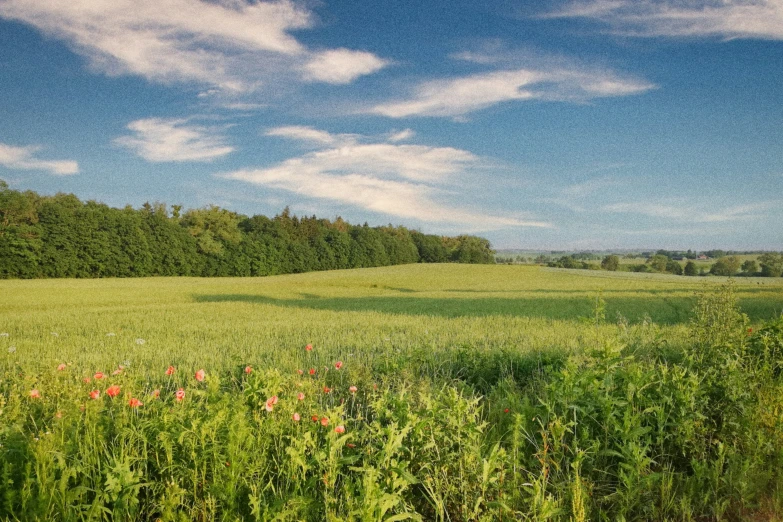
[0, 181, 495, 279]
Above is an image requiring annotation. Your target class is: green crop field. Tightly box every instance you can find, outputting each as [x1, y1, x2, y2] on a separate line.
[2, 265, 783, 520]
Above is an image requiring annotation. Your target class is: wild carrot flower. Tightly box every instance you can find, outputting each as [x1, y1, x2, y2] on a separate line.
[166, 366, 175, 375]
[297, 392, 305, 401]
[128, 397, 143, 408]
[244, 365, 252, 374]
[94, 372, 105, 380]
[89, 390, 100, 400]
[349, 386, 357, 394]
[57, 363, 66, 371]
[175, 388, 185, 402]
[334, 425, 345, 434]
[106, 385, 121, 398]
[29, 389, 40, 399]
[195, 369, 205, 382]
[334, 361, 343, 370]
[292, 412, 301, 422]
[305, 344, 313, 351]
[320, 417, 329, 427]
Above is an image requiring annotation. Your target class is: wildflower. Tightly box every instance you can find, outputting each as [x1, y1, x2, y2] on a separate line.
[152, 389, 160, 399]
[297, 392, 305, 401]
[175, 388, 185, 402]
[106, 332, 115, 336]
[297, 369, 304, 375]
[244, 365, 252, 374]
[195, 369, 205, 382]
[504, 408, 510, 414]
[225, 461, 230, 467]
[29, 389, 41, 399]
[83, 377, 91, 383]
[309, 368, 316, 375]
[747, 327, 753, 335]
[106, 385, 121, 398]
[166, 365, 175, 375]
[0, 332, 7, 336]
[55, 411, 63, 419]
[346, 443, 356, 448]
[265, 395, 278, 412]
[334, 361, 343, 370]
[7, 346, 15, 353]
[135, 338, 145, 345]
[89, 390, 100, 400]
[305, 344, 313, 352]
[57, 363, 67, 371]
[311, 415, 319, 422]
[94, 372, 105, 380]
[349, 386, 357, 394]
[323, 386, 331, 394]
[334, 425, 345, 434]
[128, 397, 143, 408]
[51, 332, 58, 337]
[292, 412, 301, 422]
[320, 417, 329, 427]
[112, 369, 122, 376]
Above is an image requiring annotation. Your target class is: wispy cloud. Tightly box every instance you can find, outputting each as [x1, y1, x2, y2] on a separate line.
[115, 118, 234, 162]
[603, 200, 780, 222]
[369, 66, 654, 118]
[219, 127, 552, 231]
[0, 143, 78, 175]
[544, 0, 783, 40]
[0, 0, 389, 93]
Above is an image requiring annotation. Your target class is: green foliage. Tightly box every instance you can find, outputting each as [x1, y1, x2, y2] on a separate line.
[710, 255, 742, 276]
[684, 260, 698, 276]
[600, 255, 619, 271]
[741, 259, 758, 275]
[759, 253, 783, 277]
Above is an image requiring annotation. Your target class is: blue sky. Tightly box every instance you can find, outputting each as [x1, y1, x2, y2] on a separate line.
[1, 0, 781, 250]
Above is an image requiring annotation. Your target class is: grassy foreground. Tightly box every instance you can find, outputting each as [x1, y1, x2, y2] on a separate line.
[1, 265, 783, 520]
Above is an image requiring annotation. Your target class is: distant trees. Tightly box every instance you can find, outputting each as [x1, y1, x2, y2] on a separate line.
[741, 260, 758, 276]
[684, 261, 698, 276]
[601, 255, 619, 271]
[710, 256, 742, 276]
[759, 253, 783, 277]
[0, 183, 496, 279]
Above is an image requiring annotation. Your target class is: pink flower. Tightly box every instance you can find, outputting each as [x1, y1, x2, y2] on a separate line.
[54, 411, 63, 419]
[152, 389, 160, 399]
[106, 385, 121, 398]
[334, 425, 345, 434]
[94, 372, 105, 380]
[89, 389, 100, 400]
[195, 369, 205, 382]
[320, 417, 329, 427]
[112, 369, 122, 376]
[297, 392, 305, 401]
[349, 386, 357, 394]
[29, 389, 41, 399]
[297, 369, 304, 375]
[57, 363, 66, 371]
[128, 397, 143, 408]
[175, 388, 185, 402]
[83, 377, 91, 383]
[305, 344, 313, 352]
[166, 366, 175, 376]
[244, 365, 252, 374]
[265, 395, 278, 412]
[334, 361, 343, 370]
[292, 412, 301, 422]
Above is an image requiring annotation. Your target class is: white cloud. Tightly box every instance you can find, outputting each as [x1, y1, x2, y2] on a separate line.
[0, 143, 78, 175]
[114, 118, 234, 162]
[603, 200, 779, 222]
[0, 0, 388, 92]
[370, 67, 654, 118]
[219, 127, 553, 231]
[265, 126, 358, 147]
[303, 49, 389, 84]
[545, 0, 783, 40]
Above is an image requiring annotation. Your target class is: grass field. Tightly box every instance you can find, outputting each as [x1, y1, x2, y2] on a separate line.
[1, 265, 783, 520]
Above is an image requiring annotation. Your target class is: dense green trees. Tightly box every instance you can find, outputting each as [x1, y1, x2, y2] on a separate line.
[710, 256, 742, 276]
[600, 254, 619, 271]
[0, 184, 495, 279]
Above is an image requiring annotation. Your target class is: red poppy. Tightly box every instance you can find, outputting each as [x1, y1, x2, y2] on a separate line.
[334, 361, 343, 370]
[57, 363, 66, 371]
[504, 408, 510, 414]
[29, 389, 41, 399]
[106, 385, 121, 398]
[311, 415, 319, 422]
[89, 389, 100, 400]
[323, 386, 331, 394]
[265, 395, 278, 412]
[305, 344, 313, 351]
[195, 369, 205, 382]
[309, 368, 316, 375]
[175, 388, 185, 402]
[292, 412, 301, 422]
[320, 417, 329, 427]
[165, 366, 175, 376]
[244, 365, 252, 374]
[297, 369, 303, 375]
[349, 386, 357, 394]
[94, 372, 105, 380]
[334, 425, 345, 434]
[297, 392, 305, 401]
[83, 377, 91, 383]
[152, 389, 160, 399]
[128, 397, 143, 408]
